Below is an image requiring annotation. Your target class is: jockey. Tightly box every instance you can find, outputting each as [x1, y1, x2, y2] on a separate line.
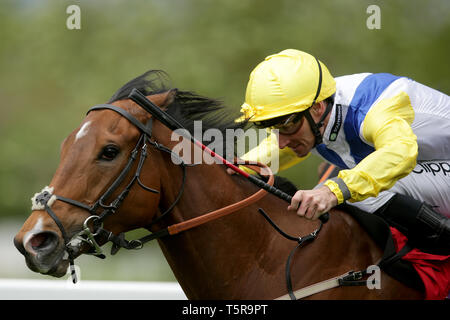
[235, 49, 450, 255]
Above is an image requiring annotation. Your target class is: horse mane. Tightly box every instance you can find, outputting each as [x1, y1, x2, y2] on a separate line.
[108, 70, 172, 103]
[108, 70, 246, 159]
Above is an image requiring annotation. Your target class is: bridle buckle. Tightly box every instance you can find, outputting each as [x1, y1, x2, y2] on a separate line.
[76, 215, 104, 257]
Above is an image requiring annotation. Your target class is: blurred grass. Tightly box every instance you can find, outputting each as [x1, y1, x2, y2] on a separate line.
[0, 0, 448, 280]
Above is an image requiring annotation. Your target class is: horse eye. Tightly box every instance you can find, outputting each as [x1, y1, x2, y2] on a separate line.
[99, 145, 120, 161]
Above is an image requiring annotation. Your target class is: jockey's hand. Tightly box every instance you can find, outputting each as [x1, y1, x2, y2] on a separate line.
[287, 186, 338, 220]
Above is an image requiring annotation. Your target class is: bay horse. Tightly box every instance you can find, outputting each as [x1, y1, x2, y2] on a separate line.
[14, 70, 423, 299]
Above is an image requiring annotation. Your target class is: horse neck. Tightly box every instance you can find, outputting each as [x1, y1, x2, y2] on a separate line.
[154, 155, 320, 298]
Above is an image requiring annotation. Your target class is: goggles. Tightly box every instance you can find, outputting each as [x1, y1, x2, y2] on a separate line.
[254, 112, 305, 135]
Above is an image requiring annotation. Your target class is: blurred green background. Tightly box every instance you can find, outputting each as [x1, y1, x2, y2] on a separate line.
[0, 0, 448, 281]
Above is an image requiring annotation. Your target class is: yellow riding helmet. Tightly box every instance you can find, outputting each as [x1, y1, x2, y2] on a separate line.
[238, 49, 336, 122]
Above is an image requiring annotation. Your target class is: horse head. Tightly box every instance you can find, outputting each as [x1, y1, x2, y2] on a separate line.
[14, 86, 176, 278]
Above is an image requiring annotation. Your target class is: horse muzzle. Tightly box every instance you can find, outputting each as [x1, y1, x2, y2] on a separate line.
[14, 230, 69, 278]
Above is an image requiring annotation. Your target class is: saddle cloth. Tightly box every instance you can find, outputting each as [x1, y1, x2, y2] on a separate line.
[390, 227, 450, 300]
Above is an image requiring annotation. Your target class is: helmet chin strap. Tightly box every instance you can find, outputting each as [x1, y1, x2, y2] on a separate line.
[301, 56, 333, 147]
[304, 98, 334, 146]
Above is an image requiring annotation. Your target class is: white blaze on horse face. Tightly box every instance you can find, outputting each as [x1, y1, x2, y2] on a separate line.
[75, 121, 91, 141]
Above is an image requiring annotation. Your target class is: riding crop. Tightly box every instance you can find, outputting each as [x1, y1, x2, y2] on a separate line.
[129, 88, 329, 224]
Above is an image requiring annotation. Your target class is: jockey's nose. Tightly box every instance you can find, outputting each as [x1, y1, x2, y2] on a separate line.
[277, 134, 290, 149]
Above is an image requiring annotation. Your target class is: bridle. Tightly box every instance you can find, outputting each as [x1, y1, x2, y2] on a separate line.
[31, 102, 189, 283]
[31, 98, 286, 283]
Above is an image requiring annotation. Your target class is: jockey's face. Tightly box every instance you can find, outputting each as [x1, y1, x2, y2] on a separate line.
[277, 114, 315, 157]
[276, 102, 327, 157]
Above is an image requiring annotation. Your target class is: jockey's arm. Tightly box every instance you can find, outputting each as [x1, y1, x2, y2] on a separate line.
[324, 92, 418, 204]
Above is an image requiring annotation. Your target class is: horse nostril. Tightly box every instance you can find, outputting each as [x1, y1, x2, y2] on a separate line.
[31, 233, 48, 249]
[14, 236, 26, 255]
[26, 231, 59, 254]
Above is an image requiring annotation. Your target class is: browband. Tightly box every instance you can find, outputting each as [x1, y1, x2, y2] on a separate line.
[88, 104, 152, 136]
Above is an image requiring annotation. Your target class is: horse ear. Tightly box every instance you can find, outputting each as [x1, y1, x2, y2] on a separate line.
[145, 89, 177, 111]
